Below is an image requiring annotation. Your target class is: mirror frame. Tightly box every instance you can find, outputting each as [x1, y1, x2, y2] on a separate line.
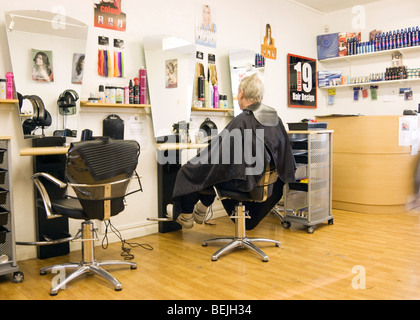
[5, 10, 88, 139]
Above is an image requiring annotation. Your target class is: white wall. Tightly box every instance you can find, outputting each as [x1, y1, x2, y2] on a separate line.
[0, 0, 324, 260]
[320, 0, 420, 115]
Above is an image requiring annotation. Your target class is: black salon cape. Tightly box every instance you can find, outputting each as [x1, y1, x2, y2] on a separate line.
[172, 106, 296, 216]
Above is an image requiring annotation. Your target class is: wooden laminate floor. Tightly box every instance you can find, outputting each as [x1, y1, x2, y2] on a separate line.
[1, 208, 420, 300]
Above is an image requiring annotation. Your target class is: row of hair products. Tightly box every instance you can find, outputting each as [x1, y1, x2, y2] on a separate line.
[347, 27, 420, 56]
[90, 68, 147, 104]
[197, 75, 229, 109]
[375, 27, 420, 52]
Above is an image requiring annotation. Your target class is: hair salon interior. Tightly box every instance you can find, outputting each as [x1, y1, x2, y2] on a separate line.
[0, 0, 419, 303]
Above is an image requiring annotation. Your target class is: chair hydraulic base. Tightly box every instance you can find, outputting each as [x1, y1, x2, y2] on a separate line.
[40, 221, 137, 296]
[202, 203, 281, 262]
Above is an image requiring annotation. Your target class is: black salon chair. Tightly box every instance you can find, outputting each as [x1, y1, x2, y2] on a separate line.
[31, 138, 142, 295]
[201, 164, 281, 262]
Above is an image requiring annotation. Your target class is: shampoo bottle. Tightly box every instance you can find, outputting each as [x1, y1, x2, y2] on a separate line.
[5, 72, 13, 99]
[133, 78, 140, 104]
[124, 86, 129, 104]
[139, 67, 147, 104]
[98, 85, 105, 103]
[213, 85, 219, 108]
[129, 80, 134, 104]
[204, 78, 210, 108]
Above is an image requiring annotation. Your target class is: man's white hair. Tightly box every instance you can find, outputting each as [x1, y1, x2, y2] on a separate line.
[238, 73, 264, 102]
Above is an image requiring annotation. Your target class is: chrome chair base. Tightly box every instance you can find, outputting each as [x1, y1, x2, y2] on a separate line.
[40, 220, 137, 296]
[202, 237, 280, 262]
[40, 260, 137, 296]
[202, 203, 281, 262]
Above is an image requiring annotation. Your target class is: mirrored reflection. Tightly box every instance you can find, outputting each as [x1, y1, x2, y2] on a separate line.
[5, 10, 88, 139]
[143, 34, 195, 139]
[229, 49, 265, 117]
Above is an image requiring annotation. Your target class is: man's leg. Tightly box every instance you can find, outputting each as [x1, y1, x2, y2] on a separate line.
[169, 193, 200, 228]
[193, 194, 216, 224]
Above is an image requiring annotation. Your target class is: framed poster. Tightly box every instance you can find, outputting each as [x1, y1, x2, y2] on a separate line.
[288, 53, 317, 108]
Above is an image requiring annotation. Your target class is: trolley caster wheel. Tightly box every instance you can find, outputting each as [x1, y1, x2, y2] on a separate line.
[282, 221, 291, 229]
[328, 219, 334, 225]
[307, 226, 315, 234]
[13, 271, 24, 283]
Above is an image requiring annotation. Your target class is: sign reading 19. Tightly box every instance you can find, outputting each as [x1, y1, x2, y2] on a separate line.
[293, 61, 312, 93]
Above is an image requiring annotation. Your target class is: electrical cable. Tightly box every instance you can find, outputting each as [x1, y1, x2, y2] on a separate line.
[101, 219, 153, 260]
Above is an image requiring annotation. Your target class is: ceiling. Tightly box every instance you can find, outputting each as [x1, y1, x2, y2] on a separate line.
[293, 0, 383, 13]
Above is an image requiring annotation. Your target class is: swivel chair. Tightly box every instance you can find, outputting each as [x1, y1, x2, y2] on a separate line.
[201, 164, 281, 262]
[31, 138, 142, 295]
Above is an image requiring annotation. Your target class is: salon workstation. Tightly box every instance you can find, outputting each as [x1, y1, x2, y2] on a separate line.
[0, 0, 419, 304]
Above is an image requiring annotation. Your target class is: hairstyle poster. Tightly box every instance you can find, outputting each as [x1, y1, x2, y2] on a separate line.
[72, 53, 85, 85]
[261, 23, 277, 60]
[165, 59, 178, 89]
[31, 49, 54, 82]
[94, 0, 126, 32]
[195, 4, 217, 48]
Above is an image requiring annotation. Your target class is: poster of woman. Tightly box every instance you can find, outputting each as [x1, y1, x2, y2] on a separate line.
[195, 4, 217, 48]
[31, 49, 54, 82]
[261, 23, 277, 60]
[165, 59, 178, 88]
[72, 53, 85, 84]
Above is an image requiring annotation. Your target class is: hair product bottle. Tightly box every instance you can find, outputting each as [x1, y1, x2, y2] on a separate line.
[98, 85, 105, 103]
[5, 72, 13, 99]
[133, 78, 140, 104]
[129, 79, 134, 104]
[213, 85, 219, 108]
[139, 67, 147, 104]
[124, 86, 129, 104]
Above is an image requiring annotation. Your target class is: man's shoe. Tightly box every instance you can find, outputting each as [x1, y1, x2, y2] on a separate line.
[193, 201, 209, 224]
[166, 204, 194, 229]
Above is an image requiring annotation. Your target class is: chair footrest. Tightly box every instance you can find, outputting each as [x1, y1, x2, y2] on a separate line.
[147, 217, 173, 222]
[16, 234, 79, 246]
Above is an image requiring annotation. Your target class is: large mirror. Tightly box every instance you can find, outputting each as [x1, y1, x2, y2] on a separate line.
[229, 49, 265, 117]
[143, 35, 195, 140]
[5, 10, 88, 139]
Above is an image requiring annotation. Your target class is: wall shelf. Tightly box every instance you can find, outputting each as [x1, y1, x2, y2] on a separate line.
[80, 101, 151, 108]
[191, 107, 234, 113]
[317, 46, 420, 104]
[0, 99, 18, 104]
[319, 77, 420, 90]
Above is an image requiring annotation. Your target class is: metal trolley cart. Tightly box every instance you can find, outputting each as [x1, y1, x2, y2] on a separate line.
[0, 138, 23, 283]
[280, 130, 334, 233]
